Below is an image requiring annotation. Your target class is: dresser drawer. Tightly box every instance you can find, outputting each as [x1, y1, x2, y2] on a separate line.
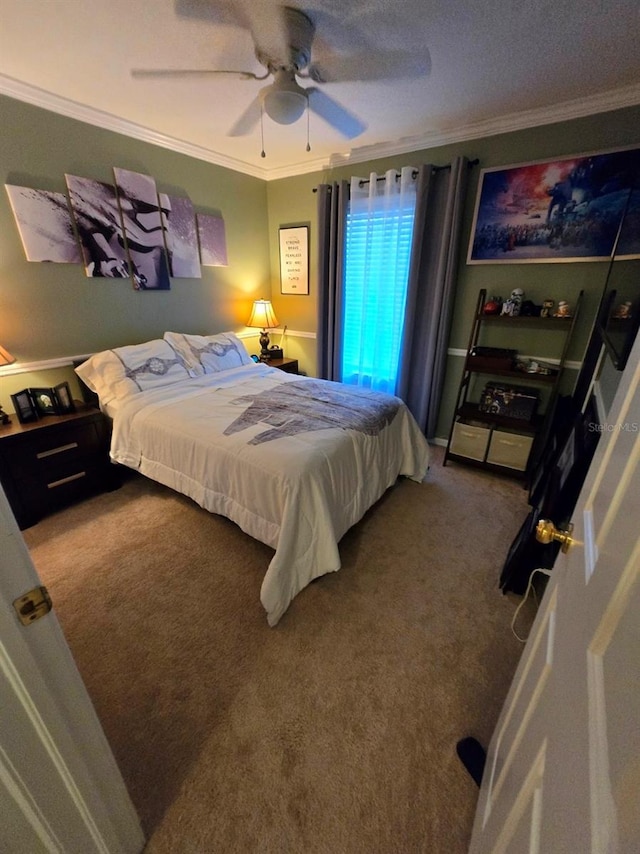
[450, 422, 491, 461]
[4, 422, 101, 477]
[486, 430, 533, 471]
[18, 463, 106, 519]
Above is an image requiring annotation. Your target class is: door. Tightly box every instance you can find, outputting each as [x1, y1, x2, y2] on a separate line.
[469, 334, 640, 854]
[0, 485, 144, 854]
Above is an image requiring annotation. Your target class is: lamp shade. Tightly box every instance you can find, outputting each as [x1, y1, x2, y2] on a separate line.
[247, 299, 279, 330]
[262, 71, 308, 125]
[0, 344, 15, 367]
[263, 88, 307, 125]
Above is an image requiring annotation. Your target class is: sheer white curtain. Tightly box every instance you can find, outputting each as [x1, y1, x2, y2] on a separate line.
[342, 166, 418, 392]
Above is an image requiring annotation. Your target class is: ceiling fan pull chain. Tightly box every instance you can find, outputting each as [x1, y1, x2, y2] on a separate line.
[306, 100, 311, 152]
[260, 103, 266, 158]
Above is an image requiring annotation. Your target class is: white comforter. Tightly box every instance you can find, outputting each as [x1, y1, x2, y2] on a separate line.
[110, 363, 430, 625]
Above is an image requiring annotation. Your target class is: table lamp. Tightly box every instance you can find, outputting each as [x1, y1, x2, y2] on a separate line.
[246, 299, 279, 361]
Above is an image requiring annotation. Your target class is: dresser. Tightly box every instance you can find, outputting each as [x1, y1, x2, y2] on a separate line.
[0, 405, 119, 529]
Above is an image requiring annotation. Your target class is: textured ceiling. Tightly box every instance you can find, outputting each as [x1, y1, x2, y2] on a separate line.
[1, 0, 639, 179]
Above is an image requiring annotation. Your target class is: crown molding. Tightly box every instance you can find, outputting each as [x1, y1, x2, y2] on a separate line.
[329, 83, 640, 170]
[2, 73, 639, 182]
[0, 74, 271, 180]
[256, 155, 337, 181]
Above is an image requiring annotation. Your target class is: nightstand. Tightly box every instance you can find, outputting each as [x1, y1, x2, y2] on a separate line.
[268, 357, 299, 374]
[0, 405, 120, 530]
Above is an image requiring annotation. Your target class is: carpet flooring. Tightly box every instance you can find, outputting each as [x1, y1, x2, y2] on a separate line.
[24, 445, 532, 854]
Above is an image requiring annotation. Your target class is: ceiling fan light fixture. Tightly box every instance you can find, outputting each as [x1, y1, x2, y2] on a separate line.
[263, 88, 307, 125]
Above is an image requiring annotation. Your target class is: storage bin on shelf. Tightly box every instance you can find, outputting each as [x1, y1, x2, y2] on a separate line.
[449, 422, 491, 461]
[486, 430, 534, 471]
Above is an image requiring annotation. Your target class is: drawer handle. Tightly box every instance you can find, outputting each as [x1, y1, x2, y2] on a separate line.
[47, 471, 86, 489]
[37, 442, 78, 459]
[497, 439, 518, 446]
[460, 431, 480, 439]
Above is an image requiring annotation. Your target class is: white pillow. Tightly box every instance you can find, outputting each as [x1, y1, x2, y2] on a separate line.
[75, 339, 194, 405]
[164, 331, 253, 375]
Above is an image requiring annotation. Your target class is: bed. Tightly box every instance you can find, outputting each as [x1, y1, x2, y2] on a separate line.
[76, 332, 430, 625]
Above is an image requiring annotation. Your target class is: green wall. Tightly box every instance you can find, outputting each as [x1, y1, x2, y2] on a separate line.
[1, 92, 639, 436]
[0, 94, 270, 406]
[266, 104, 640, 436]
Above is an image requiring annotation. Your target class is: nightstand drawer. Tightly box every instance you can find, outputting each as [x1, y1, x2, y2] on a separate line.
[17, 464, 107, 522]
[3, 422, 101, 477]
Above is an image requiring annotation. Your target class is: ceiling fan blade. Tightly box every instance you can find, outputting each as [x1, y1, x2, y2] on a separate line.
[131, 68, 263, 80]
[308, 49, 431, 84]
[307, 88, 366, 139]
[227, 95, 262, 137]
[174, 0, 289, 63]
[175, 0, 245, 26]
[249, 7, 289, 63]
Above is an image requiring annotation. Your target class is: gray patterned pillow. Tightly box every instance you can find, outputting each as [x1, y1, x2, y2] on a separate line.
[75, 339, 195, 405]
[164, 331, 253, 375]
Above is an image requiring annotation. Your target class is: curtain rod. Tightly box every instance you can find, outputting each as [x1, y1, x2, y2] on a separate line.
[359, 169, 418, 187]
[312, 158, 479, 192]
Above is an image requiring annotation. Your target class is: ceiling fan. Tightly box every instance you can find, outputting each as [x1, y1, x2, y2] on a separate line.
[132, 6, 368, 144]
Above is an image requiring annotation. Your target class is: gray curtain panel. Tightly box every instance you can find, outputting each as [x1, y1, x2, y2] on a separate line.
[316, 181, 348, 381]
[317, 162, 469, 437]
[397, 156, 470, 438]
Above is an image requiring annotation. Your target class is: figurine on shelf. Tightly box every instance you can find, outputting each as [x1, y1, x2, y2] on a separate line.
[483, 296, 502, 315]
[612, 301, 632, 319]
[520, 300, 541, 317]
[500, 288, 524, 316]
[540, 299, 555, 318]
[554, 300, 571, 317]
[0, 404, 10, 425]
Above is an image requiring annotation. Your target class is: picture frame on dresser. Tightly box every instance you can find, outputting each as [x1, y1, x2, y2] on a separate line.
[54, 381, 75, 414]
[10, 390, 39, 424]
[31, 388, 60, 417]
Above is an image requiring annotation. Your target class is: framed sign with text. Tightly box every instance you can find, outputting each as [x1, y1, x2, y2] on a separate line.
[279, 226, 309, 294]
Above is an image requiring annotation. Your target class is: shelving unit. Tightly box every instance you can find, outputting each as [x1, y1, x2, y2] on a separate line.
[443, 289, 583, 478]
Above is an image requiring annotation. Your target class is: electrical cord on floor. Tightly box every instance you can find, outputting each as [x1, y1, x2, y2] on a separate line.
[511, 568, 553, 643]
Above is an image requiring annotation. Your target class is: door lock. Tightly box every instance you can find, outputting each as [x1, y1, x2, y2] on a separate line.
[535, 519, 574, 553]
[13, 586, 53, 626]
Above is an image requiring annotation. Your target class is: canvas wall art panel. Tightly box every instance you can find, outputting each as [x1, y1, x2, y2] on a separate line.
[467, 146, 640, 264]
[158, 193, 201, 278]
[197, 214, 228, 266]
[113, 167, 171, 290]
[5, 184, 82, 263]
[65, 174, 131, 280]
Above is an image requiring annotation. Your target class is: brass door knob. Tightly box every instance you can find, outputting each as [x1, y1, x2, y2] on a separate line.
[536, 519, 574, 553]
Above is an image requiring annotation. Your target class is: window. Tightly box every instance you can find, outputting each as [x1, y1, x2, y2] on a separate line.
[341, 176, 416, 393]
